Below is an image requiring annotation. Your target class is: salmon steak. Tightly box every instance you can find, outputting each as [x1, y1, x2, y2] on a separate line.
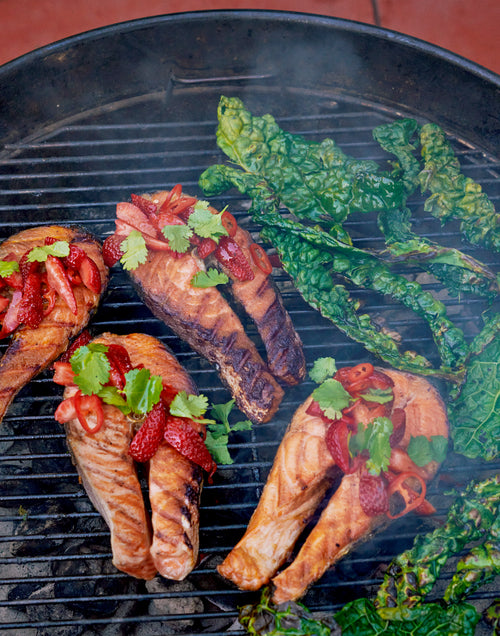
[217, 363, 449, 602]
[0, 225, 108, 425]
[102, 186, 306, 423]
[54, 332, 213, 581]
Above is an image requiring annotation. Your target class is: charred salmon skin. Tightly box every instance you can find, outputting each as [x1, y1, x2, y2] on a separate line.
[55, 332, 208, 581]
[102, 187, 306, 423]
[0, 225, 107, 425]
[218, 364, 448, 602]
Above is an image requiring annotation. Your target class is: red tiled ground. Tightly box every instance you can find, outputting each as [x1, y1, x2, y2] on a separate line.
[0, 0, 498, 74]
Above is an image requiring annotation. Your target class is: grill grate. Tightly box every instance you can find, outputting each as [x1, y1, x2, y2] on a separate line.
[0, 84, 499, 635]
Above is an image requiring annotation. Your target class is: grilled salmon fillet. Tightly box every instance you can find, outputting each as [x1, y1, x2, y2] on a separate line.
[62, 332, 204, 581]
[0, 225, 107, 425]
[217, 397, 338, 590]
[212, 222, 305, 387]
[218, 368, 448, 602]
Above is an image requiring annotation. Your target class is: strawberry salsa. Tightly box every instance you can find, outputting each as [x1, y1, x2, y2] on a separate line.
[102, 185, 273, 284]
[307, 358, 447, 520]
[0, 238, 101, 339]
[53, 333, 217, 479]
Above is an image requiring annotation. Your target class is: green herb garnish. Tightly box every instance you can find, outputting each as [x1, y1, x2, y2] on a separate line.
[187, 200, 229, 241]
[191, 268, 229, 288]
[309, 356, 337, 384]
[205, 399, 253, 465]
[311, 378, 352, 420]
[0, 260, 19, 278]
[120, 230, 148, 270]
[407, 435, 448, 467]
[27, 240, 70, 262]
[349, 417, 393, 475]
[70, 343, 111, 396]
[161, 224, 193, 253]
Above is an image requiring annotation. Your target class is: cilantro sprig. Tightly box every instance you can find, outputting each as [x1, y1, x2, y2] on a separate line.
[187, 200, 229, 242]
[120, 230, 148, 270]
[27, 241, 70, 262]
[205, 399, 253, 465]
[191, 268, 229, 288]
[350, 417, 394, 475]
[0, 260, 19, 278]
[161, 224, 193, 253]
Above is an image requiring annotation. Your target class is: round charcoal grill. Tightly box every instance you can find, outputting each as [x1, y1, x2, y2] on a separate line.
[0, 11, 499, 635]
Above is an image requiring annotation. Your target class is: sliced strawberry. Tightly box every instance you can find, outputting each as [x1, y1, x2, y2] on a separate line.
[305, 399, 325, 419]
[63, 244, 85, 270]
[102, 234, 125, 267]
[389, 407, 406, 447]
[53, 361, 75, 386]
[325, 419, 351, 473]
[359, 473, 389, 517]
[161, 383, 179, 406]
[129, 401, 167, 462]
[3, 270, 22, 290]
[214, 236, 255, 282]
[59, 329, 92, 362]
[164, 416, 216, 478]
[0, 290, 22, 337]
[156, 211, 186, 230]
[115, 219, 173, 252]
[0, 297, 9, 313]
[54, 395, 78, 424]
[45, 255, 77, 314]
[77, 255, 101, 294]
[131, 193, 158, 219]
[196, 237, 217, 259]
[106, 344, 133, 390]
[116, 202, 160, 239]
[17, 268, 44, 328]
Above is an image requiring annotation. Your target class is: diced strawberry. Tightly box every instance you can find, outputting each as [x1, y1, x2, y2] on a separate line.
[59, 329, 92, 362]
[0, 297, 9, 313]
[45, 255, 77, 314]
[164, 416, 216, 478]
[196, 237, 217, 259]
[53, 361, 76, 386]
[129, 401, 167, 462]
[214, 236, 255, 282]
[389, 407, 406, 447]
[156, 211, 186, 230]
[305, 400, 325, 418]
[325, 419, 351, 473]
[3, 270, 22, 290]
[17, 269, 44, 328]
[63, 244, 85, 270]
[102, 234, 125, 267]
[359, 473, 389, 517]
[0, 290, 22, 337]
[161, 383, 179, 406]
[106, 344, 133, 390]
[116, 202, 159, 239]
[77, 255, 101, 294]
[131, 193, 158, 219]
[54, 396, 78, 424]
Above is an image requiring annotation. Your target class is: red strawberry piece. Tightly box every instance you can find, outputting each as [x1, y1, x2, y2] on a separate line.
[45, 255, 77, 314]
[17, 266, 44, 328]
[325, 419, 351, 473]
[358, 473, 389, 517]
[196, 237, 217, 259]
[63, 244, 85, 270]
[102, 234, 125, 267]
[305, 400, 325, 418]
[129, 401, 167, 462]
[389, 407, 406, 447]
[131, 193, 158, 219]
[106, 344, 133, 390]
[77, 255, 101, 294]
[52, 361, 76, 386]
[160, 383, 179, 406]
[164, 416, 216, 478]
[59, 329, 92, 362]
[214, 236, 255, 282]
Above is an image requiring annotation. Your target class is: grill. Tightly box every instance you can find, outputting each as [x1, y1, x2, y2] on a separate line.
[0, 11, 499, 634]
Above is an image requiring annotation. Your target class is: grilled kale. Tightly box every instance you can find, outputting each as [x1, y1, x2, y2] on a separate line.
[239, 586, 338, 635]
[375, 475, 500, 609]
[335, 597, 479, 636]
[418, 122, 500, 252]
[448, 312, 500, 461]
[373, 119, 499, 299]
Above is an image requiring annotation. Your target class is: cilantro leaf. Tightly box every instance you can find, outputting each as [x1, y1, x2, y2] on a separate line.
[123, 368, 163, 415]
[312, 378, 352, 420]
[0, 260, 19, 278]
[120, 230, 148, 270]
[97, 386, 130, 413]
[350, 417, 393, 475]
[309, 357, 337, 384]
[27, 241, 70, 262]
[191, 268, 229, 288]
[360, 387, 394, 404]
[161, 224, 193, 253]
[70, 343, 110, 396]
[205, 399, 253, 464]
[170, 391, 209, 420]
[407, 434, 448, 466]
[205, 431, 233, 465]
[187, 201, 229, 241]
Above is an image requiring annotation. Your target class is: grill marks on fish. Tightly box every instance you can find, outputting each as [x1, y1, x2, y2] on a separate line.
[215, 223, 306, 387]
[129, 249, 284, 423]
[62, 332, 205, 581]
[218, 370, 449, 602]
[0, 225, 108, 425]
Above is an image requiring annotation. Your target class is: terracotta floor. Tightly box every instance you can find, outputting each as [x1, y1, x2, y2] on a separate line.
[1, 0, 499, 74]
